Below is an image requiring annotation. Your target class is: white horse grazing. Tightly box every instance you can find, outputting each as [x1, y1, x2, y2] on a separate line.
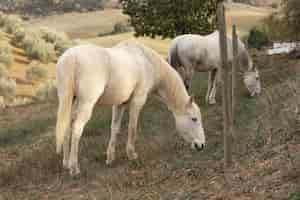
[56, 40, 206, 175]
[168, 30, 261, 104]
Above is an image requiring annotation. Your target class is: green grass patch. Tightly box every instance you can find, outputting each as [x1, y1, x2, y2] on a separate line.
[0, 116, 55, 147]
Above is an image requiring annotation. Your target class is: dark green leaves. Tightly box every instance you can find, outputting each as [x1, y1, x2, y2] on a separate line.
[121, 0, 219, 38]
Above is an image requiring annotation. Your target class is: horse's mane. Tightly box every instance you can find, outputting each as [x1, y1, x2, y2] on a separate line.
[118, 40, 189, 113]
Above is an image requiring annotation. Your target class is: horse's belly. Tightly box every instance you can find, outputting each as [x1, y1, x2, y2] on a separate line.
[196, 64, 216, 72]
[99, 81, 135, 105]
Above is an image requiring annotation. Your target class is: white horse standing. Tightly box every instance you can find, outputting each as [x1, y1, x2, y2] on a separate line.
[168, 30, 261, 104]
[56, 40, 206, 175]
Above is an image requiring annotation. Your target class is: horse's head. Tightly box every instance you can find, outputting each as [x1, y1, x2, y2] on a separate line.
[173, 96, 206, 151]
[240, 50, 261, 96]
[243, 67, 261, 96]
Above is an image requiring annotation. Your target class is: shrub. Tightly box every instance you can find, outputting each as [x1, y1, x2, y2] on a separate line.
[54, 37, 74, 56]
[113, 21, 131, 34]
[270, 3, 278, 9]
[35, 79, 57, 102]
[38, 27, 73, 56]
[0, 77, 16, 100]
[0, 64, 8, 79]
[288, 192, 300, 200]
[12, 26, 26, 46]
[0, 12, 5, 27]
[39, 27, 68, 43]
[0, 41, 13, 68]
[97, 21, 132, 37]
[247, 27, 269, 49]
[26, 62, 48, 81]
[23, 34, 56, 63]
[2, 15, 25, 34]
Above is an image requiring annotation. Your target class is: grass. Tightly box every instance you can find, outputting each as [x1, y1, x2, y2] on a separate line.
[0, 63, 8, 78]
[0, 116, 55, 148]
[1, 54, 300, 199]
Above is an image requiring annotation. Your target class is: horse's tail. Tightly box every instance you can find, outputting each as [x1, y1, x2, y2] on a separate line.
[55, 55, 75, 154]
[168, 42, 181, 69]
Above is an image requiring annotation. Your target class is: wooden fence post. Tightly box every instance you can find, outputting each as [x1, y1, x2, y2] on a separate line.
[217, 2, 232, 168]
[232, 25, 238, 127]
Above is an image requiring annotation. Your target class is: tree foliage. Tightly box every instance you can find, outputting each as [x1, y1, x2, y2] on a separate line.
[121, 0, 220, 38]
[282, 0, 300, 40]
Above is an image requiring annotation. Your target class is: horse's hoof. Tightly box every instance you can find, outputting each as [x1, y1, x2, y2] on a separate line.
[68, 161, 80, 176]
[106, 154, 115, 165]
[209, 99, 216, 105]
[63, 159, 69, 169]
[69, 166, 80, 176]
[127, 151, 138, 160]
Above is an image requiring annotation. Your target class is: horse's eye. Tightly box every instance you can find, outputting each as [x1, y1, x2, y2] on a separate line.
[192, 117, 197, 122]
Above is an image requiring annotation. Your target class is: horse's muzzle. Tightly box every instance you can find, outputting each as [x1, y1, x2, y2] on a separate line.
[192, 142, 205, 151]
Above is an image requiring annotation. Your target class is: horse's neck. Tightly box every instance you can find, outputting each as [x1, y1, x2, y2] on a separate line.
[238, 49, 254, 72]
[157, 64, 189, 113]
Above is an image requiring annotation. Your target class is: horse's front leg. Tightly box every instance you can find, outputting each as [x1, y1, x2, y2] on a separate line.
[106, 104, 126, 165]
[206, 71, 213, 104]
[186, 68, 194, 93]
[208, 69, 218, 104]
[126, 95, 146, 160]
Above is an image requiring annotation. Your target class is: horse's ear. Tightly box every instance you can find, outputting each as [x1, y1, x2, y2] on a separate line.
[187, 95, 194, 107]
[190, 95, 194, 103]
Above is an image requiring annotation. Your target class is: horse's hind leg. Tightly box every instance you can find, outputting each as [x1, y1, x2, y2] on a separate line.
[106, 104, 126, 165]
[63, 98, 78, 169]
[68, 99, 98, 175]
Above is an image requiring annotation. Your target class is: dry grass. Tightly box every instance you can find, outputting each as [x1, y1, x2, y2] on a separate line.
[226, 3, 274, 36]
[29, 9, 128, 39]
[0, 63, 8, 79]
[88, 32, 171, 56]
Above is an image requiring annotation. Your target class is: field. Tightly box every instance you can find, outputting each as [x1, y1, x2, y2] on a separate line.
[5, 3, 272, 100]
[1, 3, 300, 200]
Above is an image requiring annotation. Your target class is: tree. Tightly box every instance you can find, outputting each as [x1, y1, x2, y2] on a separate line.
[121, 0, 220, 38]
[283, 0, 300, 41]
